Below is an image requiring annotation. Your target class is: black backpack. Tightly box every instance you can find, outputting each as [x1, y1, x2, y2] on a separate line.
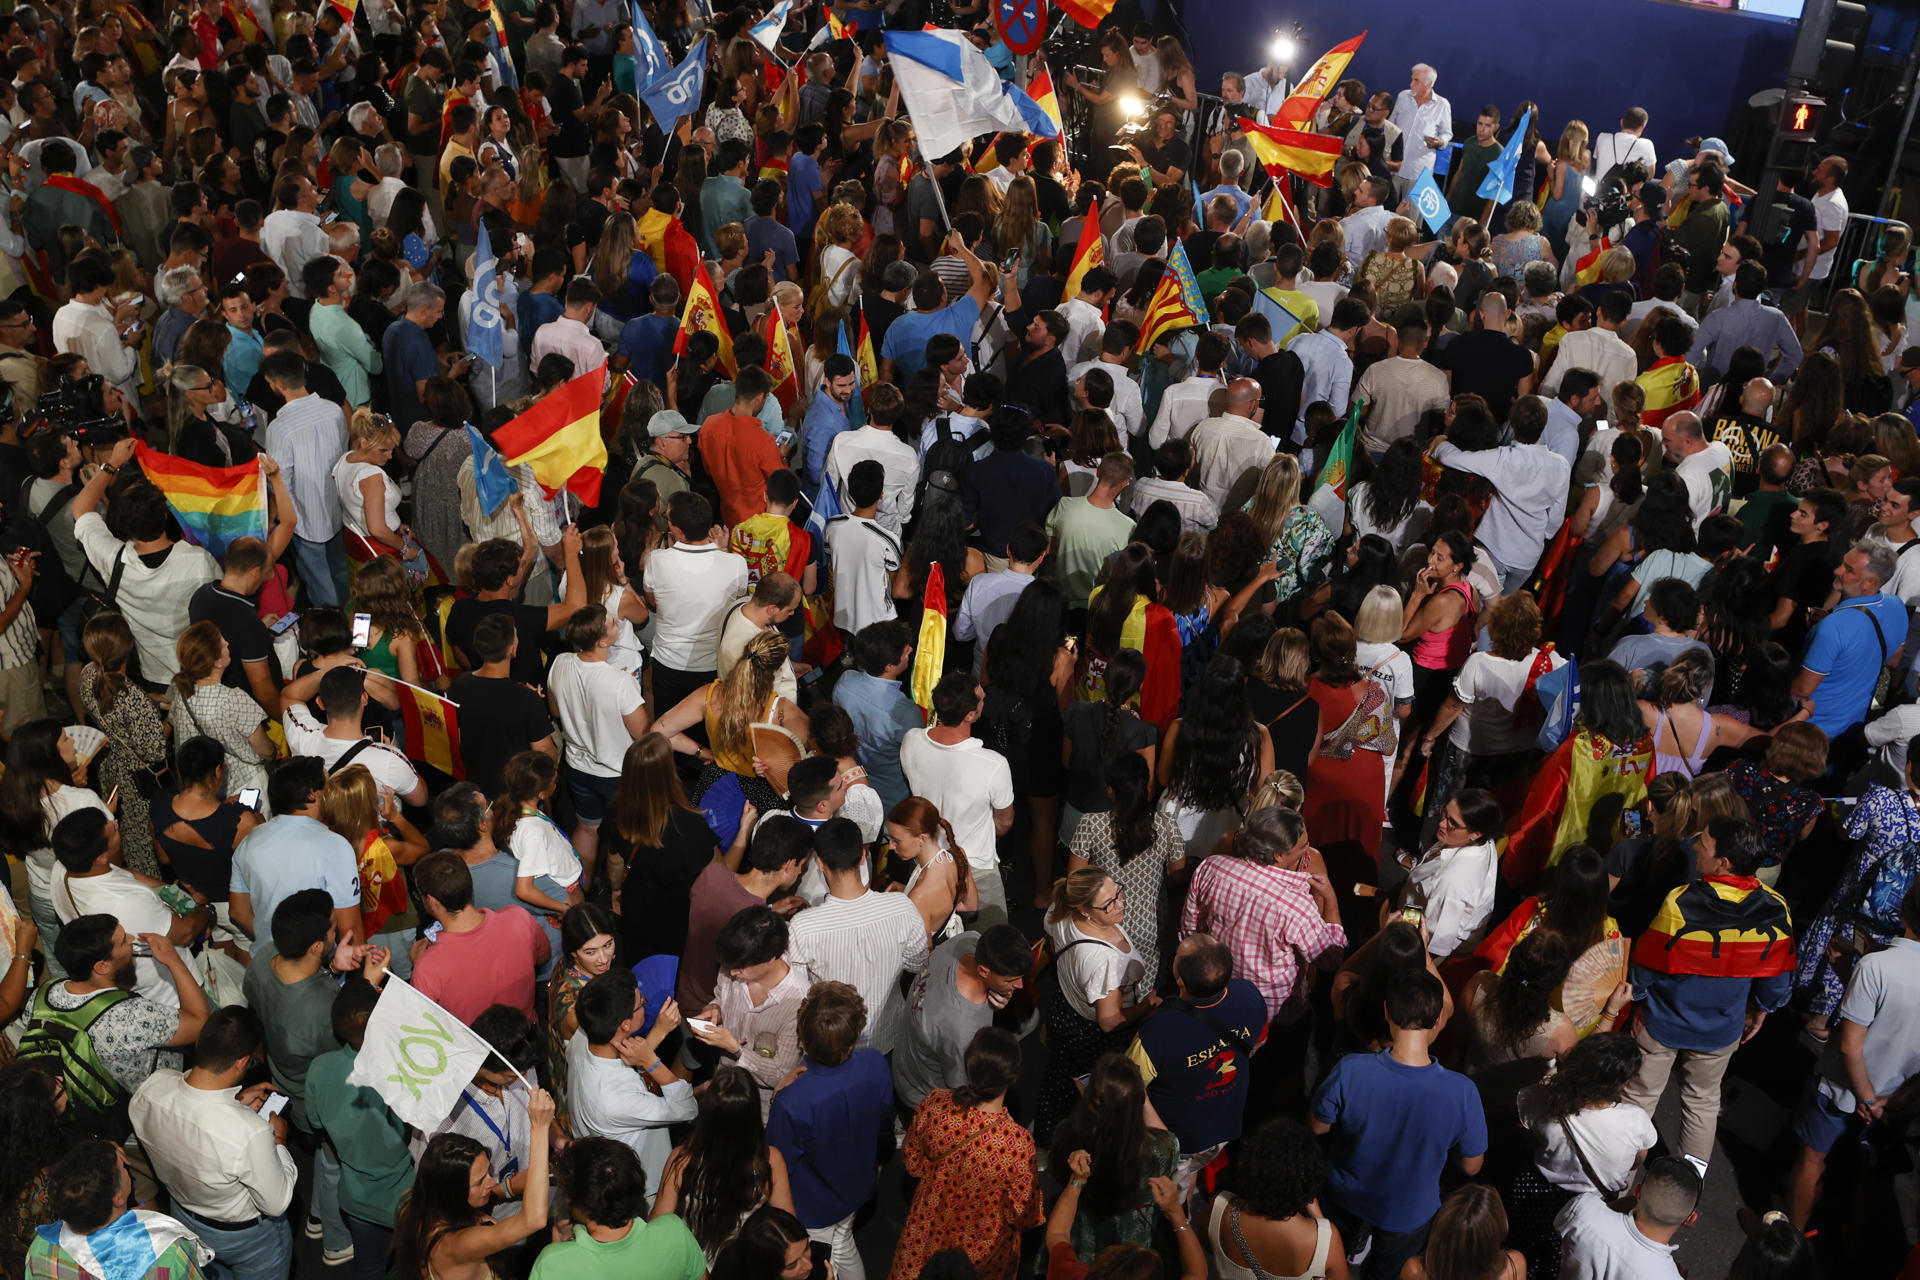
[4, 475, 81, 621]
[921, 415, 987, 494]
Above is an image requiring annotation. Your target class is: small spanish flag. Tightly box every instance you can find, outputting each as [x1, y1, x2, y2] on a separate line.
[765, 306, 799, 414]
[1027, 66, 1064, 140]
[399, 682, 464, 780]
[674, 256, 737, 376]
[330, 0, 359, 21]
[1055, 0, 1114, 29]
[1243, 119, 1343, 188]
[604, 370, 639, 447]
[855, 311, 878, 387]
[224, 0, 265, 42]
[910, 561, 948, 717]
[491, 368, 609, 506]
[1263, 181, 1303, 238]
[1061, 211, 1106, 304]
[1574, 236, 1613, 286]
[1268, 33, 1366, 131]
[824, 0, 852, 42]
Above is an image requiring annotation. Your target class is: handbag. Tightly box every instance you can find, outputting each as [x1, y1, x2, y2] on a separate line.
[1558, 1117, 1636, 1212]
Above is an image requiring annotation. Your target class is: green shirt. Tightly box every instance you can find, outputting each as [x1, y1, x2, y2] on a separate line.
[528, 1214, 706, 1280]
[307, 1046, 415, 1227]
[1449, 139, 1502, 206]
[1046, 496, 1137, 607]
[240, 943, 340, 1134]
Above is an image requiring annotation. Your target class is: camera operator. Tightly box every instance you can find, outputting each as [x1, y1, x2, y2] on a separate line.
[50, 251, 143, 404]
[1124, 106, 1190, 191]
[1063, 29, 1135, 178]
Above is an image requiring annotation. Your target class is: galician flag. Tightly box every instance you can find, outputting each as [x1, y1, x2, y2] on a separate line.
[346, 976, 496, 1130]
[747, 0, 792, 53]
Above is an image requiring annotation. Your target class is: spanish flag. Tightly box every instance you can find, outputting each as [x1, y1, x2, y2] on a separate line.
[1263, 180, 1303, 238]
[224, 0, 264, 43]
[1268, 32, 1366, 131]
[131, 443, 267, 559]
[604, 370, 639, 447]
[765, 305, 799, 414]
[674, 256, 737, 376]
[1637, 355, 1702, 429]
[1027, 66, 1064, 140]
[1573, 236, 1613, 286]
[1500, 728, 1654, 890]
[910, 561, 947, 717]
[1061, 210, 1106, 304]
[1135, 239, 1207, 353]
[1055, 0, 1115, 29]
[1243, 120, 1342, 187]
[330, 0, 358, 21]
[491, 368, 609, 506]
[638, 207, 702, 296]
[399, 681, 465, 780]
[855, 311, 878, 386]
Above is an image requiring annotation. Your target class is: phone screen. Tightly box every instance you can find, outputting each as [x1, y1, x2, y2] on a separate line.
[351, 612, 372, 648]
[238, 787, 262, 810]
[269, 611, 301, 636]
[366, 725, 387, 745]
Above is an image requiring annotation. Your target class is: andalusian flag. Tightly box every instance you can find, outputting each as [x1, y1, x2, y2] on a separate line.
[1637, 356, 1702, 429]
[1026, 66, 1064, 139]
[854, 312, 878, 386]
[1306, 399, 1359, 529]
[1244, 120, 1342, 187]
[1134, 240, 1207, 352]
[673, 256, 736, 376]
[492, 369, 609, 505]
[765, 306, 799, 414]
[1268, 32, 1366, 130]
[224, 0, 265, 43]
[131, 442, 266, 558]
[910, 561, 948, 716]
[1061, 211, 1106, 304]
[399, 681, 465, 779]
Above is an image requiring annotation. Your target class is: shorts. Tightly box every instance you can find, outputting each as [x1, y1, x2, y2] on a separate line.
[1791, 1079, 1853, 1155]
[567, 768, 620, 826]
[56, 595, 88, 661]
[1779, 277, 1822, 314]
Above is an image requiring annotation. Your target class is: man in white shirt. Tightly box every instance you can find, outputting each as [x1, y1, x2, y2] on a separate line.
[718, 573, 803, 700]
[1807, 155, 1851, 296]
[547, 605, 648, 881]
[786, 818, 929, 1053]
[259, 174, 330, 299]
[1125, 438, 1220, 534]
[367, 143, 420, 229]
[1069, 327, 1145, 442]
[567, 969, 696, 1205]
[1238, 57, 1287, 122]
[952, 521, 1046, 678]
[1289, 299, 1364, 456]
[52, 251, 141, 399]
[1130, 27, 1163, 94]
[1387, 64, 1452, 195]
[826, 460, 902, 636]
[825, 383, 920, 536]
[900, 673, 1015, 928]
[1059, 267, 1115, 367]
[1188, 379, 1275, 507]
[50, 809, 207, 1011]
[1147, 331, 1232, 448]
[1659, 411, 1733, 529]
[1556, 1158, 1699, 1280]
[1340, 174, 1395, 273]
[644, 490, 751, 720]
[529, 276, 609, 388]
[282, 666, 430, 806]
[130, 1008, 299, 1278]
[1592, 107, 1657, 181]
[1546, 291, 1638, 397]
[1432, 411, 1572, 592]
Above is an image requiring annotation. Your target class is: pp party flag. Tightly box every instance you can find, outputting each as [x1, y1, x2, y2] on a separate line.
[884, 29, 1032, 162]
[836, 320, 864, 428]
[1268, 32, 1366, 130]
[1408, 169, 1452, 235]
[345, 975, 497, 1130]
[1637, 356, 1702, 429]
[468, 220, 505, 369]
[1061, 209, 1106, 303]
[1251, 286, 1306, 346]
[747, 0, 792, 53]
[492, 368, 609, 506]
[1478, 107, 1533, 204]
[1025, 65, 1063, 139]
[674, 255, 736, 376]
[465, 424, 517, 516]
[1054, 0, 1113, 29]
[1307, 398, 1361, 530]
[910, 560, 947, 715]
[765, 307, 798, 414]
[630, 0, 673, 85]
[399, 679, 464, 779]
[1243, 119, 1342, 187]
[1135, 239, 1208, 353]
[484, 0, 519, 91]
[640, 35, 707, 133]
[131, 442, 266, 559]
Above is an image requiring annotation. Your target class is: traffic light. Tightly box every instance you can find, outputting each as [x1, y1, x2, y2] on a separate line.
[1782, 94, 1825, 140]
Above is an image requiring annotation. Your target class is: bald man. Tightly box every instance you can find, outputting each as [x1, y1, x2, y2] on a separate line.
[1707, 376, 1783, 499]
[1659, 409, 1733, 528]
[1188, 378, 1275, 507]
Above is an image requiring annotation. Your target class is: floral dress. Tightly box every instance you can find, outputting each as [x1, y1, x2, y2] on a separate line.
[1269, 505, 1335, 606]
[546, 963, 592, 1130]
[1725, 760, 1822, 869]
[890, 1091, 1043, 1280]
[1795, 783, 1919, 1017]
[79, 666, 169, 878]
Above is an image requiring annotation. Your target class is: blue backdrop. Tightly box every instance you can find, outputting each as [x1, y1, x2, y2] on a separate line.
[1183, 0, 1795, 165]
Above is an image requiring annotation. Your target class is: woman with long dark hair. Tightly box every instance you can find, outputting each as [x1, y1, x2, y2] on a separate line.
[981, 579, 1073, 907]
[652, 1065, 795, 1261]
[1201, 1119, 1348, 1280]
[613, 735, 729, 964]
[893, 481, 984, 628]
[1477, 844, 1624, 1036]
[1323, 534, 1400, 631]
[1305, 613, 1389, 883]
[546, 902, 619, 1129]
[1067, 751, 1186, 989]
[1078, 542, 1183, 733]
[78, 610, 168, 877]
[1458, 928, 1583, 1092]
[1695, 553, 1772, 710]
[1046, 1054, 1177, 1258]
[390, 1089, 555, 1280]
[0, 1062, 68, 1280]
[1059, 648, 1157, 839]
[1159, 654, 1270, 859]
[711, 1206, 813, 1280]
[0, 719, 109, 974]
[1330, 919, 1452, 1055]
[1399, 529, 1478, 730]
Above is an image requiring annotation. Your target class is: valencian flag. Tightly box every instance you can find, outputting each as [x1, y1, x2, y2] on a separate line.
[492, 368, 609, 506]
[765, 306, 799, 414]
[1135, 240, 1207, 353]
[1244, 120, 1341, 187]
[823, 0, 853, 42]
[1638, 356, 1702, 429]
[398, 680, 464, 779]
[1061, 211, 1106, 304]
[1269, 32, 1366, 130]
[674, 256, 737, 376]
[1501, 728, 1655, 889]
[910, 562, 948, 717]
[1633, 875, 1796, 978]
[1026, 66, 1063, 138]
[484, 0, 520, 90]
[131, 443, 265, 558]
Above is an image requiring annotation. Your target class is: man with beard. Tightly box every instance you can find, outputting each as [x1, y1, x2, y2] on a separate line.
[1006, 311, 1072, 429]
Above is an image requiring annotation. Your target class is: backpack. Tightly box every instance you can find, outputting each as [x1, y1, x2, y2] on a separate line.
[4, 475, 81, 621]
[17, 985, 137, 1141]
[921, 415, 986, 494]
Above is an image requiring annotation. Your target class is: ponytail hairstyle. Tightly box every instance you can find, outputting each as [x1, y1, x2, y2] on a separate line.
[951, 1026, 1022, 1108]
[1047, 866, 1110, 925]
[887, 796, 972, 904]
[1105, 751, 1156, 866]
[171, 620, 225, 705]
[491, 749, 559, 849]
[1099, 648, 1147, 756]
[81, 611, 138, 714]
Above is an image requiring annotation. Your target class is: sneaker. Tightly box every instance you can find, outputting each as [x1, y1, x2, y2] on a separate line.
[322, 1245, 355, 1266]
[304, 1218, 323, 1241]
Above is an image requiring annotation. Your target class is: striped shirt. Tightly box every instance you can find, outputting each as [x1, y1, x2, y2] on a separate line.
[714, 962, 812, 1118]
[786, 889, 932, 1054]
[0, 558, 35, 669]
[263, 394, 349, 540]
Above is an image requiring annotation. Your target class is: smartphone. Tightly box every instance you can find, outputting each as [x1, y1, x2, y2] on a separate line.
[1398, 907, 1426, 925]
[685, 1016, 717, 1033]
[799, 665, 825, 686]
[238, 787, 262, 811]
[1621, 808, 1645, 837]
[1001, 250, 1019, 271]
[351, 612, 372, 648]
[424, 921, 444, 943]
[269, 611, 301, 636]
[259, 1092, 289, 1119]
[366, 725, 387, 745]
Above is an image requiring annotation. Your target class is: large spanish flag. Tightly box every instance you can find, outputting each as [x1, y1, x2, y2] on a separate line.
[910, 561, 947, 717]
[491, 368, 609, 506]
[765, 306, 799, 414]
[674, 256, 736, 376]
[1027, 66, 1064, 139]
[1244, 120, 1342, 187]
[1268, 32, 1366, 131]
[638, 207, 703, 295]
[1061, 209, 1106, 304]
[1637, 355, 1702, 429]
[223, 0, 265, 44]
[132, 442, 266, 559]
[1263, 180, 1304, 238]
[399, 681, 464, 780]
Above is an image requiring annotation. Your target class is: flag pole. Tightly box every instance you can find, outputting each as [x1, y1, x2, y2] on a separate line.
[913, 140, 952, 232]
[372, 970, 535, 1092]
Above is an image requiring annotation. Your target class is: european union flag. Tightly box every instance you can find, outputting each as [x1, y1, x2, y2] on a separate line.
[468, 220, 505, 370]
[640, 35, 706, 133]
[467, 424, 517, 516]
[1478, 107, 1533, 205]
[1408, 170, 1452, 236]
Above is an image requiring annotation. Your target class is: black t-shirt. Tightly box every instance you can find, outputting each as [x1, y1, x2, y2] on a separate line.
[1033, 173, 1072, 228]
[571, 199, 611, 258]
[1771, 538, 1839, 653]
[1248, 679, 1316, 785]
[1754, 191, 1818, 287]
[1431, 329, 1535, 423]
[1707, 410, 1784, 496]
[617, 805, 721, 962]
[445, 597, 554, 686]
[547, 75, 589, 157]
[1141, 136, 1191, 181]
[446, 672, 553, 797]
[189, 582, 281, 692]
[861, 292, 904, 356]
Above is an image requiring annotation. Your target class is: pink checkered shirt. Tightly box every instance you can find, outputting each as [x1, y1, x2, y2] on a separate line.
[1179, 854, 1347, 1024]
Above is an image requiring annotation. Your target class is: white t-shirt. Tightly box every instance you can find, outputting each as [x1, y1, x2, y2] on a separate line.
[282, 704, 423, 803]
[50, 865, 180, 1009]
[1517, 1092, 1660, 1194]
[546, 654, 643, 778]
[1450, 647, 1568, 756]
[898, 731, 1013, 876]
[1674, 441, 1733, 528]
[1556, 1192, 1682, 1280]
[72, 511, 219, 682]
[333, 457, 400, 538]
[646, 542, 750, 672]
[509, 812, 582, 889]
[826, 515, 901, 636]
[1046, 915, 1145, 1022]
[1355, 640, 1415, 706]
[717, 606, 798, 703]
[26, 786, 110, 902]
[1347, 482, 1432, 554]
[1813, 187, 1851, 280]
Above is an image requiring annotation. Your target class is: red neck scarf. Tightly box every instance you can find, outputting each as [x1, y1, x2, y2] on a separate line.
[45, 175, 122, 236]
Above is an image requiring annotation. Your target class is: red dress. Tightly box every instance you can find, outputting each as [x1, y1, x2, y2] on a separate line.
[890, 1091, 1043, 1280]
[1302, 678, 1386, 867]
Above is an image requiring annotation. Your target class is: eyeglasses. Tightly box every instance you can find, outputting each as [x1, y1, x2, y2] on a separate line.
[1094, 887, 1123, 912]
[1437, 811, 1463, 831]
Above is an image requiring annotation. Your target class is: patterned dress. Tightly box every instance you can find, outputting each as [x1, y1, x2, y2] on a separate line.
[1725, 760, 1822, 869]
[170, 684, 271, 803]
[79, 667, 169, 878]
[1071, 810, 1187, 1000]
[1268, 506, 1335, 607]
[1795, 783, 1919, 1017]
[890, 1091, 1042, 1280]
[546, 964, 593, 1131]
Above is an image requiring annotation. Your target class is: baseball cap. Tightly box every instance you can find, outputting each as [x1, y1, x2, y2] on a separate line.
[648, 409, 697, 437]
[1635, 180, 1665, 212]
[1698, 136, 1732, 168]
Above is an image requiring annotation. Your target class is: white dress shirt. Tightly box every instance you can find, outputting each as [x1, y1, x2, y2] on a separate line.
[565, 1031, 698, 1206]
[1070, 357, 1143, 440]
[1546, 327, 1638, 398]
[1340, 205, 1393, 273]
[129, 1070, 298, 1222]
[645, 541, 750, 671]
[1059, 296, 1107, 367]
[51, 298, 139, 398]
[1430, 441, 1571, 575]
[260, 209, 329, 299]
[1287, 329, 1353, 442]
[263, 394, 350, 541]
[1146, 372, 1223, 448]
[826, 426, 921, 537]
[1187, 413, 1276, 506]
[529, 314, 607, 383]
[1402, 838, 1498, 957]
[1388, 89, 1454, 180]
[1123, 476, 1219, 533]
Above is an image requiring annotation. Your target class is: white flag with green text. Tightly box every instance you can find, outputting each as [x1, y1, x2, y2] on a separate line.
[345, 976, 493, 1131]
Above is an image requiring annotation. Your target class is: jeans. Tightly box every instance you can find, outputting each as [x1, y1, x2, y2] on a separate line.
[291, 534, 349, 609]
[806, 1214, 864, 1280]
[1496, 555, 1536, 595]
[308, 1137, 351, 1254]
[1323, 1202, 1431, 1280]
[174, 1209, 293, 1280]
[343, 1214, 392, 1280]
[28, 888, 63, 979]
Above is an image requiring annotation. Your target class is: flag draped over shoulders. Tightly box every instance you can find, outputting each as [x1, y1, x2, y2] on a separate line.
[1633, 876, 1795, 977]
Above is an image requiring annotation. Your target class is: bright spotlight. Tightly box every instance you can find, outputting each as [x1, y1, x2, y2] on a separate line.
[1120, 94, 1146, 119]
[1269, 35, 1297, 65]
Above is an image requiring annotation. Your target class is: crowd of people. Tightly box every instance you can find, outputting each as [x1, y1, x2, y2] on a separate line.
[0, 2, 1906, 1280]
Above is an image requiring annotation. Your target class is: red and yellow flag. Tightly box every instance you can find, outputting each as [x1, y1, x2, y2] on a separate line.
[491, 368, 609, 506]
[1061, 210, 1106, 303]
[638, 207, 702, 296]
[674, 256, 737, 376]
[1056, 0, 1114, 29]
[1263, 180, 1304, 238]
[910, 561, 948, 716]
[329, 0, 359, 21]
[399, 682, 464, 780]
[1574, 236, 1613, 286]
[1028, 66, 1064, 139]
[603, 370, 639, 447]
[224, 0, 265, 43]
[1638, 356, 1702, 429]
[1244, 120, 1342, 187]
[765, 306, 798, 414]
[855, 312, 878, 387]
[1268, 32, 1366, 131]
[1135, 241, 1207, 353]
[824, 0, 853, 41]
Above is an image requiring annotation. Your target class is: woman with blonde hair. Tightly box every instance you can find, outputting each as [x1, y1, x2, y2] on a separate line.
[613, 735, 731, 962]
[320, 762, 427, 935]
[1155, 35, 1197, 117]
[1359, 215, 1426, 313]
[573, 526, 648, 676]
[1810, 287, 1891, 413]
[987, 176, 1051, 289]
[1246, 769, 1306, 815]
[78, 612, 169, 877]
[170, 621, 274, 803]
[815, 204, 864, 311]
[1246, 454, 1335, 610]
[1248, 625, 1319, 784]
[1541, 121, 1591, 261]
[1036, 867, 1152, 1143]
[348, 555, 438, 692]
[336, 408, 428, 580]
[653, 629, 811, 812]
[891, 796, 977, 943]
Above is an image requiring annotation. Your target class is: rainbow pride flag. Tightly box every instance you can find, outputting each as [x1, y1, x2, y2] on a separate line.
[132, 442, 267, 559]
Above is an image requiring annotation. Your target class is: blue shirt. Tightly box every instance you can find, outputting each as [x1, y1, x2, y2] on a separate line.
[224, 324, 264, 397]
[800, 387, 851, 497]
[980, 38, 1015, 82]
[699, 175, 755, 258]
[960, 447, 1060, 558]
[880, 294, 982, 383]
[747, 215, 801, 283]
[154, 308, 196, 367]
[788, 153, 823, 240]
[1311, 1049, 1487, 1232]
[832, 669, 921, 813]
[517, 290, 563, 343]
[1201, 183, 1253, 224]
[1802, 593, 1907, 737]
[229, 814, 361, 935]
[1541, 397, 1581, 469]
[1631, 959, 1793, 1053]
[618, 313, 681, 387]
[766, 1048, 894, 1228]
[1692, 297, 1804, 380]
[381, 319, 439, 438]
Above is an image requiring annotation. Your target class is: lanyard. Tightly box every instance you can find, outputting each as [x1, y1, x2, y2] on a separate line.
[458, 1089, 520, 1179]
